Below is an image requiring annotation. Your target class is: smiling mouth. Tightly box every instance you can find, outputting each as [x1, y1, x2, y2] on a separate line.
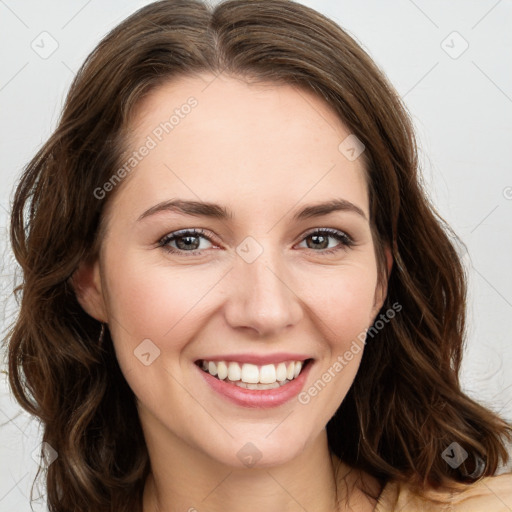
[195, 358, 313, 390]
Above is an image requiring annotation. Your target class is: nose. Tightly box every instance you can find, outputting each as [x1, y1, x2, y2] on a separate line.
[223, 244, 303, 337]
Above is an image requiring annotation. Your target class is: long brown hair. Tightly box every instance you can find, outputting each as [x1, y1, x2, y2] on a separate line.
[4, 0, 511, 510]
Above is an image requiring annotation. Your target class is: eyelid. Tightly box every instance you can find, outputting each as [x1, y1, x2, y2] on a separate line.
[158, 228, 218, 249]
[295, 227, 355, 254]
[299, 226, 354, 243]
[158, 226, 355, 257]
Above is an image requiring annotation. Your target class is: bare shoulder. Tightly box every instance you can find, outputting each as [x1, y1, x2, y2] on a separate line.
[450, 472, 512, 510]
[376, 472, 512, 512]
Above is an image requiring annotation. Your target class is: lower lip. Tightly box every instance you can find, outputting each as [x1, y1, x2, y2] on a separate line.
[195, 360, 314, 408]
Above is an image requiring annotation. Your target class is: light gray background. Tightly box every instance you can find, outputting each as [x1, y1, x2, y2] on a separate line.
[1, 0, 511, 510]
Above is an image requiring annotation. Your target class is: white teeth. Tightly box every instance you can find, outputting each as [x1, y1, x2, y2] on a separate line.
[245, 381, 280, 390]
[227, 361, 241, 381]
[217, 361, 228, 380]
[259, 364, 276, 384]
[276, 362, 287, 382]
[233, 380, 287, 390]
[286, 362, 295, 380]
[199, 359, 308, 385]
[241, 363, 260, 384]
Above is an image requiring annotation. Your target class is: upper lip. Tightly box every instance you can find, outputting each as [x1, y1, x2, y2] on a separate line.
[195, 353, 313, 366]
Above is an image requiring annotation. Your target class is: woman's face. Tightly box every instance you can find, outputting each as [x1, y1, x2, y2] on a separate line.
[77, 73, 388, 468]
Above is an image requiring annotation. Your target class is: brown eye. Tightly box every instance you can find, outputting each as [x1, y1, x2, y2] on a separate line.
[298, 229, 354, 255]
[158, 229, 214, 255]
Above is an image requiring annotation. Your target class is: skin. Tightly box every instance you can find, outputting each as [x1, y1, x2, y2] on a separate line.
[73, 72, 392, 512]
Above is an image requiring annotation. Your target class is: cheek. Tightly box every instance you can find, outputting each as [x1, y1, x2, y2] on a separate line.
[100, 251, 211, 411]
[305, 262, 379, 339]
[294, 267, 378, 421]
[302, 261, 378, 382]
[103, 250, 211, 340]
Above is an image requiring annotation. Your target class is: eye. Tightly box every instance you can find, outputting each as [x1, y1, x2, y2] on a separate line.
[297, 228, 354, 255]
[158, 229, 216, 256]
[158, 227, 354, 257]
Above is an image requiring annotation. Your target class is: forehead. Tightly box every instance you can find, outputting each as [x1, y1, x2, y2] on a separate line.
[108, 73, 369, 222]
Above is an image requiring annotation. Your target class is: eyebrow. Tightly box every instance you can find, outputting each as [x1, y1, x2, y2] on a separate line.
[137, 198, 367, 223]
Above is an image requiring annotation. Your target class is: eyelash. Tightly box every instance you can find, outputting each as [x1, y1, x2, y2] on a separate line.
[157, 228, 355, 257]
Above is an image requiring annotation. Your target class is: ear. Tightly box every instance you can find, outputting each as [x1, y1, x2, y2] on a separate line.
[371, 245, 393, 317]
[69, 256, 108, 322]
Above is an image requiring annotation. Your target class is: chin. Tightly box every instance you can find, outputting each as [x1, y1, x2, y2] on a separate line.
[197, 429, 313, 470]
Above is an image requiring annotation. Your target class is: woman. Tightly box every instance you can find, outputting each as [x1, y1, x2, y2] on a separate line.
[5, 0, 512, 510]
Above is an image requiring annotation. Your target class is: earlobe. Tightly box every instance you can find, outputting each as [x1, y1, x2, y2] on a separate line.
[69, 257, 108, 322]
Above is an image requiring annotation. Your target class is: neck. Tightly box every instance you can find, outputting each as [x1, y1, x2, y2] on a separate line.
[142, 428, 346, 512]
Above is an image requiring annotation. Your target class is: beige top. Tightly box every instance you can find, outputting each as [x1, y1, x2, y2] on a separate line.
[375, 472, 512, 511]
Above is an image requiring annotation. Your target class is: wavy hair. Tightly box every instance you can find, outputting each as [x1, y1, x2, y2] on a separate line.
[4, 0, 511, 510]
